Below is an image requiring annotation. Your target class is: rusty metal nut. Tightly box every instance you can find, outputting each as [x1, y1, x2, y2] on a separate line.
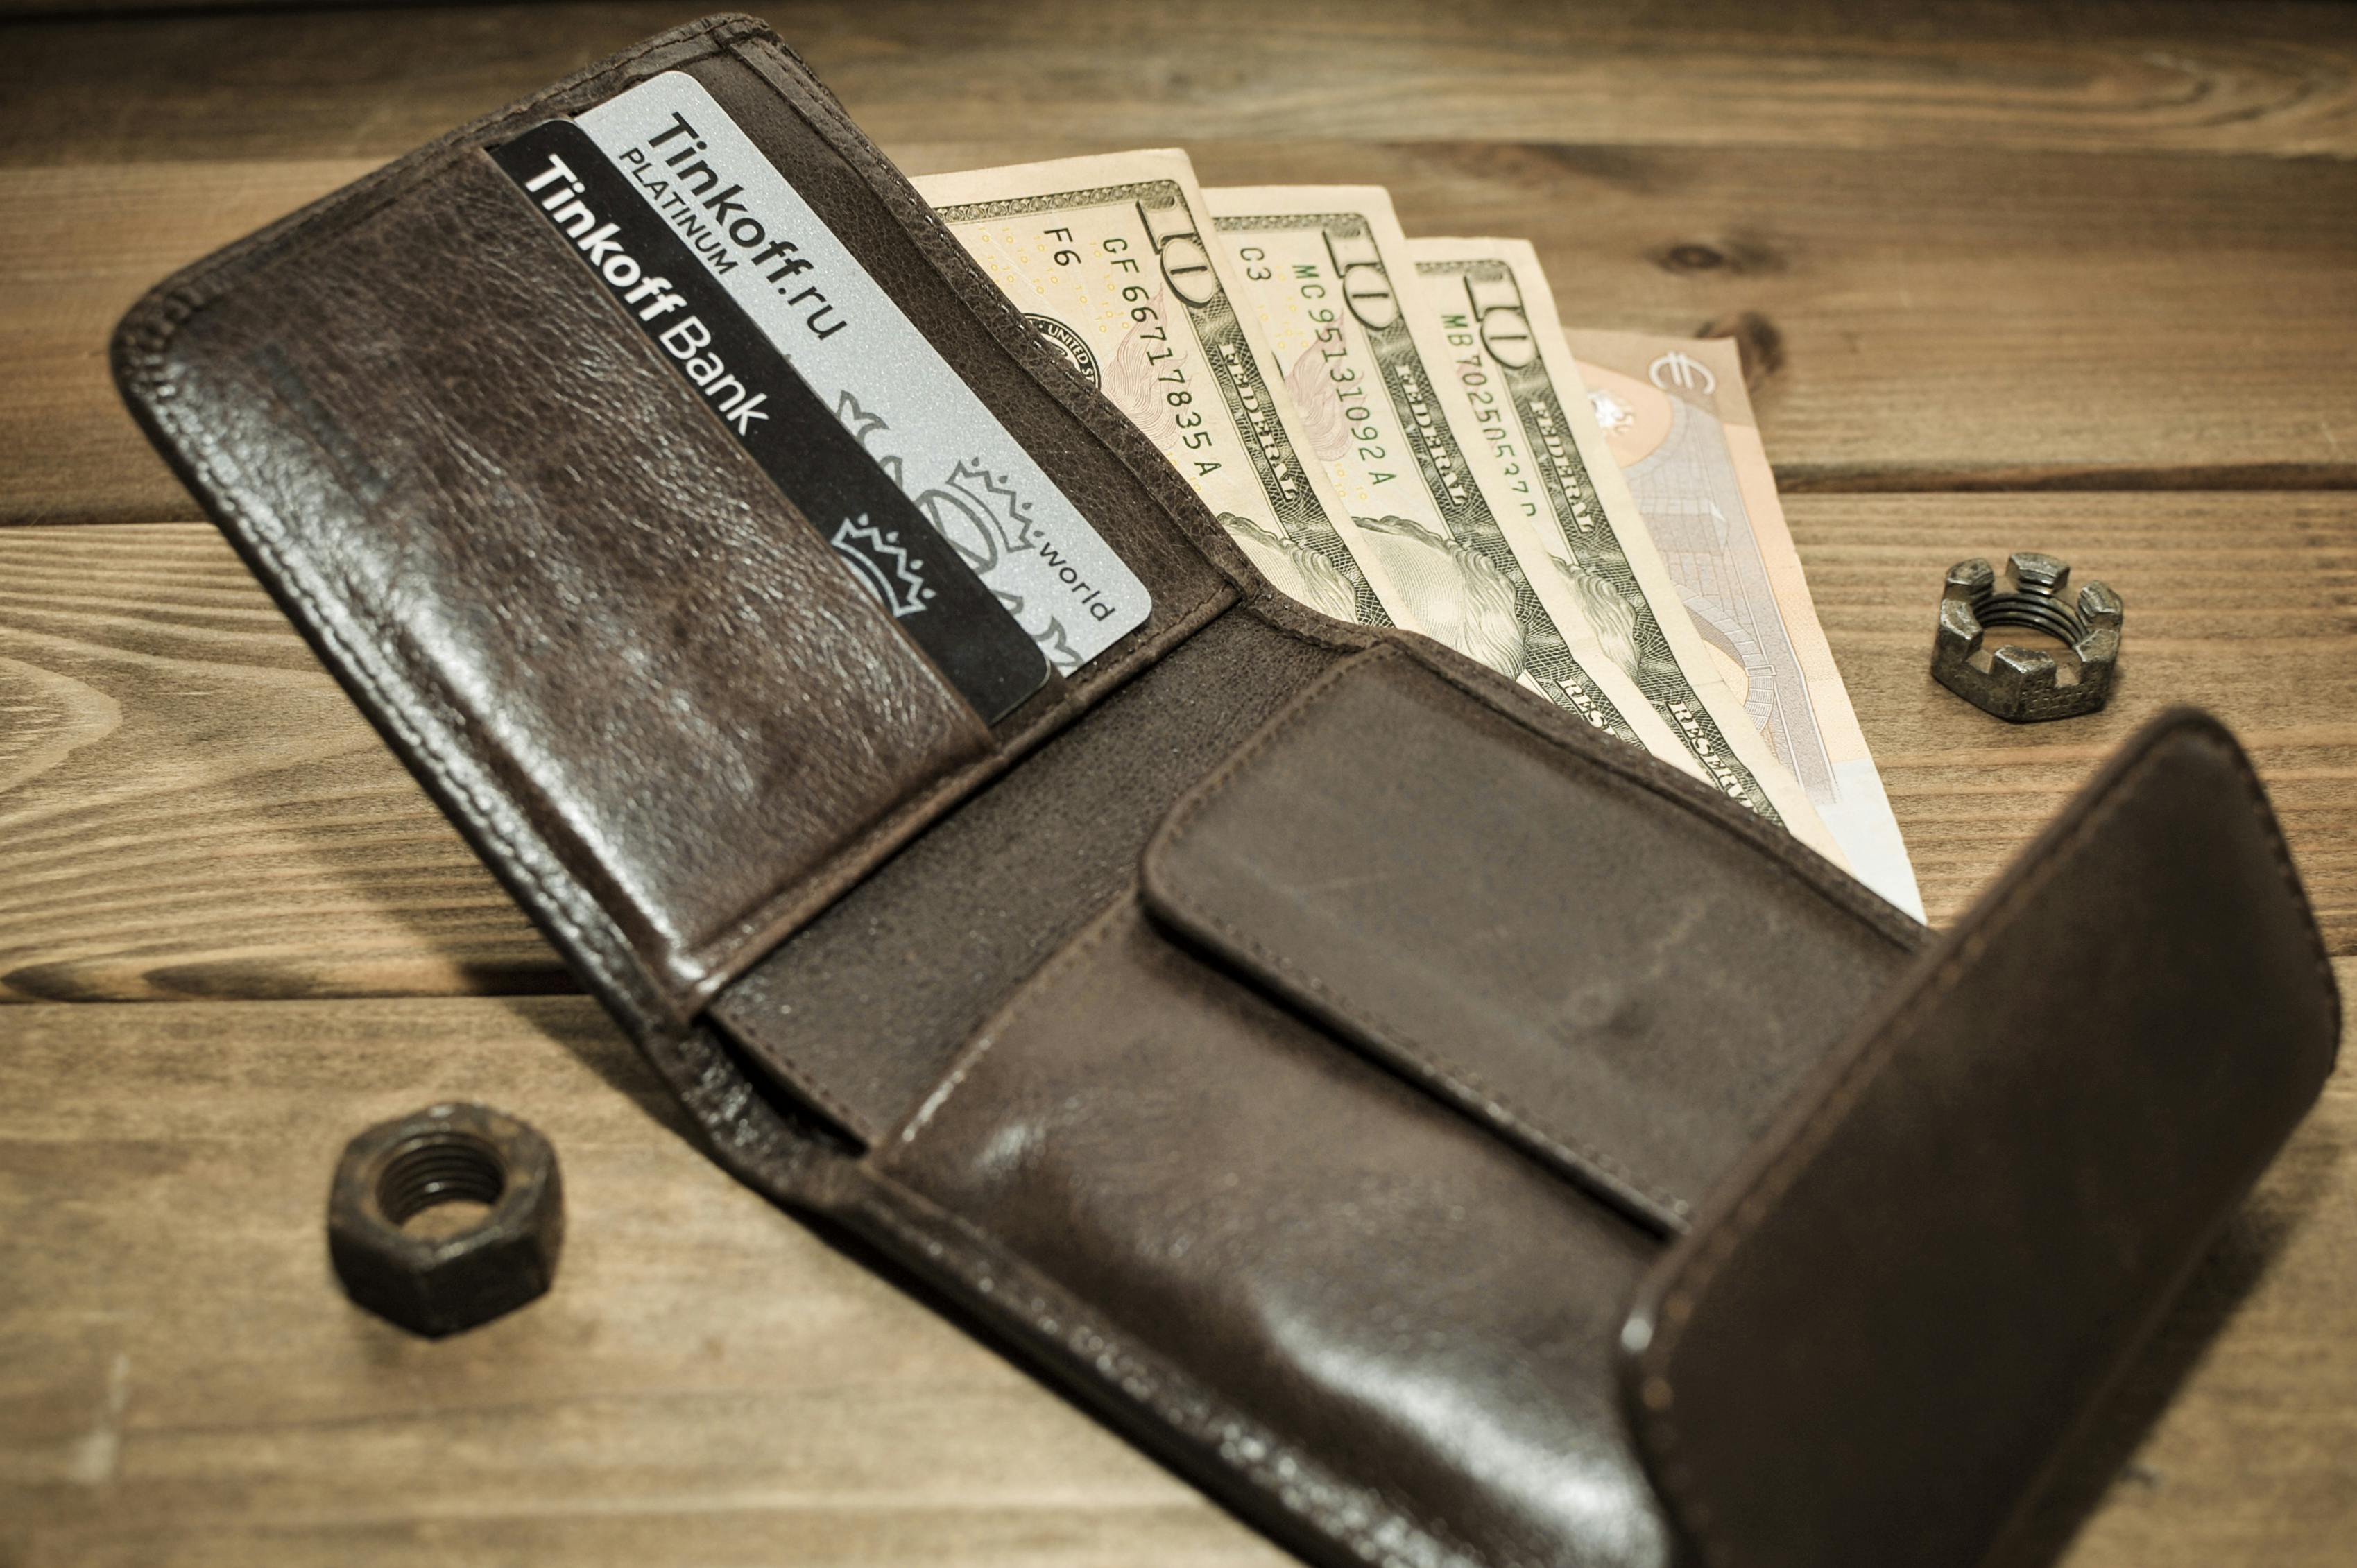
[1932, 552, 2123, 723]
[327, 1103, 563, 1337]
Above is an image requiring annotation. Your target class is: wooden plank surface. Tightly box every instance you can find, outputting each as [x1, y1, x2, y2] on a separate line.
[0, 525, 557, 1002]
[5, 495, 2349, 1003]
[1, 985, 2351, 1567]
[2, 1, 2353, 1565]
[0, 996, 1294, 1568]
[12, 139, 2357, 524]
[4, 1, 2355, 162]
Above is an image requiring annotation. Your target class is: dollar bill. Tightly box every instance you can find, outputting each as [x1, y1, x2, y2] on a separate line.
[1201, 185, 1690, 766]
[1570, 329, 1923, 918]
[1400, 238, 1841, 863]
[913, 150, 1400, 628]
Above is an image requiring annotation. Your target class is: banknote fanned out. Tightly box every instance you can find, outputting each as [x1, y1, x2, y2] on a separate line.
[914, 156, 1890, 881]
[1402, 237, 1843, 865]
[1572, 329, 1923, 917]
[914, 151, 1403, 630]
[1201, 184, 1687, 767]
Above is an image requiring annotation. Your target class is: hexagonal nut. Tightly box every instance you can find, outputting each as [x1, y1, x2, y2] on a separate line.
[327, 1103, 563, 1338]
[1930, 552, 2124, 723]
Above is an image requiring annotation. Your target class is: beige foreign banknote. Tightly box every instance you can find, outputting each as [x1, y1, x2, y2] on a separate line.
[912, 150, 1403, 628]
[1570, 329, 1922, 918]
[1400, 236, 1838, 859]
[1200, 183, 1692, 766]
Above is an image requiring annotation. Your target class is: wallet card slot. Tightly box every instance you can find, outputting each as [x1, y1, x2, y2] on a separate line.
[877, 899, 1674, 1568]
[139, 147, 1000, 1024]
[687, 48, 1236, 662]
[1140, 648, 1916, 1232]
[489, 114, 1054, 724]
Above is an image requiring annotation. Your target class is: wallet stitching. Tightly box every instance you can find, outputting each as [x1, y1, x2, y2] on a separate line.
[892, 891, 1133, 1148]
[123, 359, 653, 1022]
[1634, 718, 2338, 1567]
[1149, 648, 1697, 1225]
[1400, 639, 1926, 954]
[746, 1033, 884, 1148]
[135, 268, 669, 1027]
[108, 20, 763, 1033]
[227, 477, 653, 1016]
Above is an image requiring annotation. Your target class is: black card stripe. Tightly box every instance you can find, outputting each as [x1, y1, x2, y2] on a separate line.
[490, 119, 1048, 723]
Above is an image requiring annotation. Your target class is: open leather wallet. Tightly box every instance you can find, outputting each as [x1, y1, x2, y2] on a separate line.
[111, 17, 2340, 1568]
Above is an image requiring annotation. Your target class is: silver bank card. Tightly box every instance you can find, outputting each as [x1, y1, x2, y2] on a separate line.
[576, 72, 1151, 672]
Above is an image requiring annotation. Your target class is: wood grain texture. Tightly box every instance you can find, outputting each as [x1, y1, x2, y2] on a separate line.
[0, 525, 561, 1002]
[3, 4, 2352, 1565]
[3, 1, 2355, 163]
[9, 135, 2357, 525]
[1, 495, 2351, 1006]
[0, 157, 368, 526]
[0, 984, 2350, 1567]
[0, 994, 1295, 1568]
[1788, 492, 2357, 945]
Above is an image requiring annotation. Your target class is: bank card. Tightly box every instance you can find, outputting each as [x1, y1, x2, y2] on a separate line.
[506, 71, 1153, 691]
[492, 117, 1049, 721]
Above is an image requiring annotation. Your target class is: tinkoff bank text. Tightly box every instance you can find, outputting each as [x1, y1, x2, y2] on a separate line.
[515, 112, 851, 436]
[623, 111, 848, 338]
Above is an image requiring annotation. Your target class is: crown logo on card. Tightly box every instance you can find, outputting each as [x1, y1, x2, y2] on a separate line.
[832, 515, 936, 619]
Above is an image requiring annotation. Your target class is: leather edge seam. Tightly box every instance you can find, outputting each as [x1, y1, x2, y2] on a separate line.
[1400, 639, 1928, 954]
[103, 16, 767, 1038]
[889, 891, 1135, 1151]
[841, 1149, 1521, 1568]
[1627, 708, 2340, 1568]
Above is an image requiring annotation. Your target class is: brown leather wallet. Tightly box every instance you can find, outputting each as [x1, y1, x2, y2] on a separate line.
[111, 17, 2340, 1568]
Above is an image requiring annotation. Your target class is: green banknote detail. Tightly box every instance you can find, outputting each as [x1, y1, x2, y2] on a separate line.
[1418, 255, 1786, 823]
[936, 179, 1391, 627]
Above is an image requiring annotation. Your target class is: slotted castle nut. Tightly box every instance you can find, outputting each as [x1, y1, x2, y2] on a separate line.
[327, 1103, 563, 1337]
[1932, 552, 2123, 723]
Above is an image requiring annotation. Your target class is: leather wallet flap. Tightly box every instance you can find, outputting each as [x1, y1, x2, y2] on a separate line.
[1140, 647, 1917, 1232]
[1621, 708, 2341, 1568]
[112, 17, 1238, 1036]
[120, 140, 997, 1031]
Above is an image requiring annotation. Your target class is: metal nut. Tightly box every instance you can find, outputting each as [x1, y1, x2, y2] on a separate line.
[1932, 552, 2123, 723]
[327, 1103, 563, 1337]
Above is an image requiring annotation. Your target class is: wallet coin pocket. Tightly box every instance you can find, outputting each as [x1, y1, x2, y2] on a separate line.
[864, 658, 2334, 1568]
[877, 894, 1677, 1568]
[864, 647, 1920, 1567]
